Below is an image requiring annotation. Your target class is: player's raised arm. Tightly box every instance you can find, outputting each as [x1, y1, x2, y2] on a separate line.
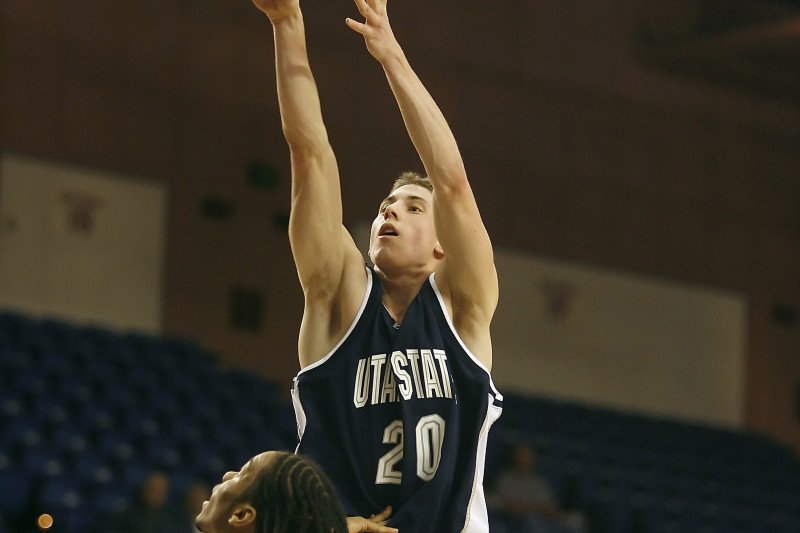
[253, 0, 366, 367]
[253, 0, 356, 297]
[346, 0, 497, 367]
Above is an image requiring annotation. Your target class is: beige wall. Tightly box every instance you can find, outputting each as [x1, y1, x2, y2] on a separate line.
[0, 154, 167, 333]
[1, 0, 798, 449]
[492, 249, 747, 428]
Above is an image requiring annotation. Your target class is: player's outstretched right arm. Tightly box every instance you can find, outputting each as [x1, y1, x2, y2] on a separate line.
[346, 0, 497, 369]
[252, 0, 365, 367]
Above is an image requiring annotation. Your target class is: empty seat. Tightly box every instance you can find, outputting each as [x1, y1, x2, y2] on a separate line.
[91, 485, 132, 516]
[38, 476, 85, 517]
[0, 467, 35, 523]
[71, 454, 116, 488]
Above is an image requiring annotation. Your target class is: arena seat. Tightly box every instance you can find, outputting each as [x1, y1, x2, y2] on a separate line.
[0, 467, 36, 525]
[38, 476, 85, 523]
[487, 392, 800, 533]
[2, 312, 799, 533]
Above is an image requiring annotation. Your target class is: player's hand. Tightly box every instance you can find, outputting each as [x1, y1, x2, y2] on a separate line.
[347, 505, 398, 533]
[345, 0, 399, 63]
[251, 0, 300, 22]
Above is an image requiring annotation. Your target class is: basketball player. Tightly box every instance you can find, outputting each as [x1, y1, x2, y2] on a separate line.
[194, 451, 397, 533]
[250, 0, 503, 531]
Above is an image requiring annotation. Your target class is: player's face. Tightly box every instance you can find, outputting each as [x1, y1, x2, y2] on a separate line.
[195, 451, 275, 533]
[369, 184, 441, 272]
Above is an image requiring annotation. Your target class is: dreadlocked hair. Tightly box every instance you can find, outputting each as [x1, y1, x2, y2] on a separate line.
[235, 451, 348, 533]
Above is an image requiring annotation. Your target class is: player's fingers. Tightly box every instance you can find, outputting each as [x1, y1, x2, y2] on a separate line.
[345, 17, 367, 34]
[377, 0, 388, 14]
[373, 505, 392, 521]
[352, 0, 371, 17]
[363, 524, 397, 533]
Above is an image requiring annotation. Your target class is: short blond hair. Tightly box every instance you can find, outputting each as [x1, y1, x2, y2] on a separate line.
[390, 171, 432, 193]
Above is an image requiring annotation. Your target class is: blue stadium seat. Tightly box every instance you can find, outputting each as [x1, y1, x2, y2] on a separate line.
[117, 459, 153, 491]
[97, 433, 138, 473]
[1, 416, 43, 457]
[0, 346, 30, 385]
[71, 454, 115, 489]
[39, 476, 85, 518]
[4, 313, 799, 533]
[0, 392, 24, 436]
[0, 467, 35, 523]
[164, 417, 204, 454]
[0, 310, 39, 349]
[92, 485, 132, 517]
[143, 437, 183, 471]
[61, 511, 99, 533]
[53, 426, 90, 460]
[79, 402, 116, 440]
[189, 448, 228, 481]
[22, 446, 65, 479]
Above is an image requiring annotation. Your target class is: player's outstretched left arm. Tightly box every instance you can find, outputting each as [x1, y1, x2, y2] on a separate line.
[346, 0, 497, 369]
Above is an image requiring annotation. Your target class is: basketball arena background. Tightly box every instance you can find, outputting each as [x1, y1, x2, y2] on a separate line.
[0, 0, 799, 531]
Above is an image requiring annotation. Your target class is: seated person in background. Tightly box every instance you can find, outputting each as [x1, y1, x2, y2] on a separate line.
[106, 470, 182, 533]
[488, 443, 585, 533]
[183, 481, 211, 533]
[194, 451, 397, 533]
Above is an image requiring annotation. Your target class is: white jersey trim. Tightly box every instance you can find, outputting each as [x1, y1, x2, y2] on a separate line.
[461, 393, 504, 533]
[291, 380, 306, 450]
[296, 266, 374, 376]
[429, 273, 503, 402]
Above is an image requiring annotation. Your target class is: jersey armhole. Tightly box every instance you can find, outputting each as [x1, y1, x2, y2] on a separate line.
[429, 272, 503, 400]
[297, 266, 374, 375]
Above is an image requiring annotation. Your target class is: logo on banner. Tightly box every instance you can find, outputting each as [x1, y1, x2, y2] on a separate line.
[58, 190, 104, 236]
[539, 278, 575, 322]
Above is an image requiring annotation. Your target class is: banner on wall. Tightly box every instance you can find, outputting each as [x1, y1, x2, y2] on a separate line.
[491, 249, 746, 427]
[0, 153, 168, 333]
[56, 189, 105, 237]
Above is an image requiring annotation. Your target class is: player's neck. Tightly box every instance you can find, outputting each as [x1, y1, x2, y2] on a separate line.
[377, 271, 428, 325]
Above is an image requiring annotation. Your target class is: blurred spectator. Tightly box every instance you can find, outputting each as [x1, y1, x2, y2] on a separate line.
[105, 470, 182, 533]
[488, 443, 586, 533]
[182, 481, 210, 533]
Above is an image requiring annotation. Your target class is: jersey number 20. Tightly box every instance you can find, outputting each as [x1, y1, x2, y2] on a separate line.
[376, 414, 445, 484]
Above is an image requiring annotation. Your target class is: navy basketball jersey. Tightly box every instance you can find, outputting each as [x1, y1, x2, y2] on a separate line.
[292, 266, 503, 533]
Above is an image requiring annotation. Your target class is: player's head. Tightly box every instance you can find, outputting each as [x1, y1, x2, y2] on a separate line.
[140, 471, 170, 509]
[511, 443, 536, 472]
[369, 171, 443, 274]
[194, 451, 348, 533]
[389, 171, 432, 195]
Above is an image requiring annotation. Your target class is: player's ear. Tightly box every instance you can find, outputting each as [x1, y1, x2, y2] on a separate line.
[433, 241, 444, 260]
[229, 503, 256, 529]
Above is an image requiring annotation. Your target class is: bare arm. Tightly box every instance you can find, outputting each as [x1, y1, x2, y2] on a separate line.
[253, 0, 365, 367]
[346, 0, 497, 367]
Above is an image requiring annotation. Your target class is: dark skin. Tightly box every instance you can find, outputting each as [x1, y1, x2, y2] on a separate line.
[195, 451, 397, 533]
